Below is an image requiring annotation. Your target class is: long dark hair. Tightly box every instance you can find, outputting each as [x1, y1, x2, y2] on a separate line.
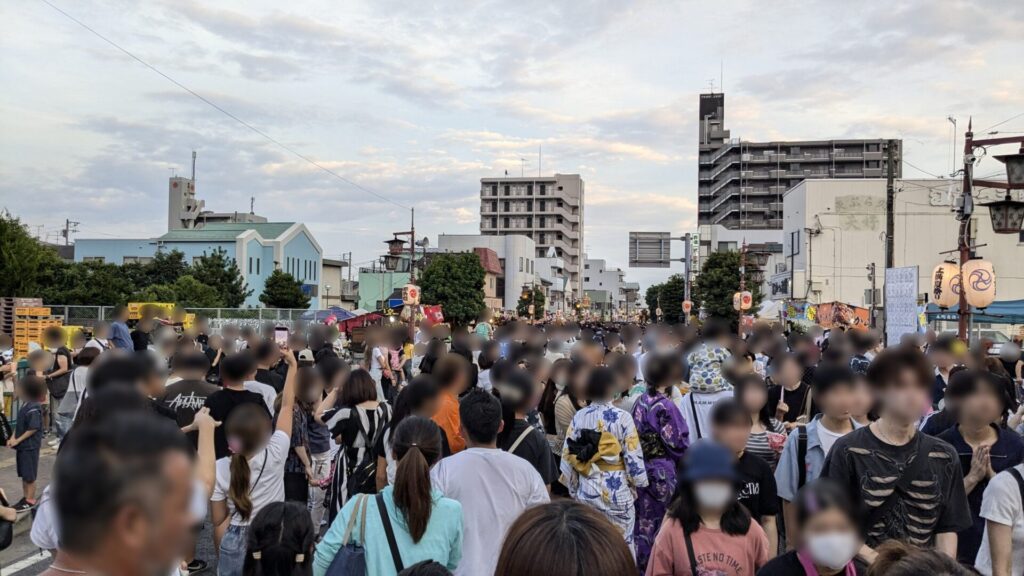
[667, 479, 752, 536]
[226, 402, 272, 521]
[733, 373, 773, 429]
[243, 501, 314, 576]
[563, 361, 589, 410]
[539, 359, 571, 435]
[392, 417, 442, 543]
[643, 352, 678, 397]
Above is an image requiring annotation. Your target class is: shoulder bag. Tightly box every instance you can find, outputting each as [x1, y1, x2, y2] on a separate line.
[376, 493, 404, 574]
[324, 493, 369, 576]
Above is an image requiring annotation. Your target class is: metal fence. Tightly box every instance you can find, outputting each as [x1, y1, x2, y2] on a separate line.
[48, 305, 318, 328]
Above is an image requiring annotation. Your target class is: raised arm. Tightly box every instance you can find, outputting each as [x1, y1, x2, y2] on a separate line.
[276, 346, 298, 438]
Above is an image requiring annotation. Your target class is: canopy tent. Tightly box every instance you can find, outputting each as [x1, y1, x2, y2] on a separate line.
[300, 306, 357, 322]
[757, 299, 785, 320]
[926, 299, 1024, 325]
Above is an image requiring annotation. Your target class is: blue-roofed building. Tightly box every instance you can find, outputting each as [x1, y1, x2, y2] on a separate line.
[74, 222, 323, 308]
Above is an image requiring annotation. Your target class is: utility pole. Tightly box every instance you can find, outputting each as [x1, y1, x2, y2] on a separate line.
[867, 263, 877, 328]
[885, 140, 895, 270]
[957, 122, 975, 341]
[62, 219, 79, 246]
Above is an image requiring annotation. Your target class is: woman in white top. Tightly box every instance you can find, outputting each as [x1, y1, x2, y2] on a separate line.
[211, 347, 297, 576]
[365, 332, 389, 402]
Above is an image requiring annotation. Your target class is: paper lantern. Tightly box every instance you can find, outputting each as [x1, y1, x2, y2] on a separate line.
[740, 291, 753, 310]
[682, 300, 693, 314]
[931, 262, 960, 308]
[733, 292, 742, 311]
[962, 259, 996, 309]
[403, 283, 421, 306]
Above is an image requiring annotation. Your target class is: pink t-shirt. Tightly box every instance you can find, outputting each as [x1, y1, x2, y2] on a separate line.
[646, 517, 769, 576]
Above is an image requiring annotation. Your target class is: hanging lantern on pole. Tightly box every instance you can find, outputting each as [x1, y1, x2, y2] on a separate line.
[733, 292, 742, 311]
[931, 262, 960, 308]
[682, 300, 693, 314]
[962, 259, 996, 309]
[740, 291, 753, 311]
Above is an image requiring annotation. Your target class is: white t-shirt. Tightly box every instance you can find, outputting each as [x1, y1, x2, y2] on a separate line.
[431, 447, 549, 576]
[816, 421, 846, 456]
[211, 430, 290, 526]
[977, 464, 1024, 575]
[477, 369, 492, 392]
[677, 389, 734, 441]
[243, 380, 277, 414]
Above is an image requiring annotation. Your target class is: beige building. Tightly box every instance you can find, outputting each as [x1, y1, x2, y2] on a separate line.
[480, 174, 584, 301]
[773, 178, 1023, 310]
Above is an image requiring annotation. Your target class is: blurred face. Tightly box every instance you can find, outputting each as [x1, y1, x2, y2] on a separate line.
[713, 422, 750, 455]
[776, 359, 802, 387]
[850, 379, 874, 418]
[932, 350, 953, 369]
[819, 383, 854, 420]
[801, 508, 861, 570]
[570, 366, 591, 396]
[693, 480, 735, 511]
[118, 452, 194, 576]
[961, 383, 1004, 425]
[879, 369, 932, 422]
[740, 385, 768, 414]
[418, 396, 442, 418]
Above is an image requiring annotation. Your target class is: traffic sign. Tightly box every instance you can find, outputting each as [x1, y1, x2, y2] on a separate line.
[628, 232, 671, 268]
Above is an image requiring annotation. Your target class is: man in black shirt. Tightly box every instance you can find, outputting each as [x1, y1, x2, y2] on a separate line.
[160, 351, 219, 448]
[131, 317, 155, 352]
[203, 351, 269, 458]
[822, 346, 972, 562]
[254, 340, 285, 393]
[710, 398, 779, 556]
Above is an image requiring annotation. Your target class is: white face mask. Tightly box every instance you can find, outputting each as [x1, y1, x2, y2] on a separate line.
[693, 482, 734, 509]
[806, 532, 859, 570]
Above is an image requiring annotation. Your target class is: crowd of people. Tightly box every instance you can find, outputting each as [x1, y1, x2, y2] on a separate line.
[3, 304, 1024, 576]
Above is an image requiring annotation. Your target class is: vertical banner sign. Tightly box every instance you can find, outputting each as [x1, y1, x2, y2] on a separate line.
[885, 266, 920, 346]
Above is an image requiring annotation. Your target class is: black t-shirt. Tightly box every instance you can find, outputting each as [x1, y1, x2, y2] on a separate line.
[255, 368, 285, 393]
[160, 379, 220, 448]
[767, 381, 818, 423]
[735, 451, 779, 520]
[757, 550, 867, 576]
[500, 419, 556, 485]
[821, 426, 972, 548]
[131, 330, 151, 352]
[203, 388, 271, 458]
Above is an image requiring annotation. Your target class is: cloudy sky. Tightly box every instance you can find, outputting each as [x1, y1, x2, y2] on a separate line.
[2, 0, 1023, 290]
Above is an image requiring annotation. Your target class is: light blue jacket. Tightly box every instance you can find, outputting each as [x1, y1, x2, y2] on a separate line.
[314, 487, 463, 576]
[774, 415, 863, 502]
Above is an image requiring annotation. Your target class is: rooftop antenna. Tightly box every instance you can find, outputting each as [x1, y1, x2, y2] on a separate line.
[520, 157, 526, 177]
[707, 79, 716, 93]
[720, 59, 724, 94]
[191, 150, 197, 182]
[538, 145, 542, 177]
[250, 197, 255, 215]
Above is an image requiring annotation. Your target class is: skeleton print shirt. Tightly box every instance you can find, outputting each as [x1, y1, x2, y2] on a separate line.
[821, 426, 972, 548]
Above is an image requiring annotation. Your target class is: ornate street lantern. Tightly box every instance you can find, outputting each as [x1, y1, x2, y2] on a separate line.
[931, 262, 960, 308]
[985, 152, 1024, 234]
[747, 251, 770, 267]
[385, 237, 406, 255]
[995, 151, 1024, 186]
[962, 259, 996, 309]
[382, 253, 400, 271]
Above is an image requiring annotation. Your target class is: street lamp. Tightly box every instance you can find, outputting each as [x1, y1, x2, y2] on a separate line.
[982, 151, 1024, 234]
[324, 284, 331, 309]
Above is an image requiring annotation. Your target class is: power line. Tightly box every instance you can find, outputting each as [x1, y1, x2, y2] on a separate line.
[37, 0, 408, 210]
[981, 111, 1024, 133]
[902, 159, 943, 179]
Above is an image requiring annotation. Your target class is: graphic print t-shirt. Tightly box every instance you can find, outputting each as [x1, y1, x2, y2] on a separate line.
[821, 426, 972, 547]
[735, 451, 779, 520]
[647, 517, 769, 576]
[160, 379, 220, 447]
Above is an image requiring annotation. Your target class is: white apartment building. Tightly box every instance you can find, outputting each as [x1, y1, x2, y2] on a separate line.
[436, 233, 537, 311]
[480, 174, 584, 302]
[773, 178, 1024, 308]
[583, 256, 641, 318]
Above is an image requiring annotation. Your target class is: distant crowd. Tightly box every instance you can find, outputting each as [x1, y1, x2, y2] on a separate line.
[2, 305, 1024, 576]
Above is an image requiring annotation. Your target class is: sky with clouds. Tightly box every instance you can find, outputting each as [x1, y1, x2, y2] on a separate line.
[2, 0, 1023, 291]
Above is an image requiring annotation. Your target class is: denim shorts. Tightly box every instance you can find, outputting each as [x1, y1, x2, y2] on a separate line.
[218, 524, 249, 576]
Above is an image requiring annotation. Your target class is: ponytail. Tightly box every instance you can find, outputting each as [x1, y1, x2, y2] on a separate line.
[229, 453, 253, 521]
[391, 416, 442, 543]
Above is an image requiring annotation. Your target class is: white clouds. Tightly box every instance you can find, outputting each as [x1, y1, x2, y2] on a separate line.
[2, 0, 1022, 292]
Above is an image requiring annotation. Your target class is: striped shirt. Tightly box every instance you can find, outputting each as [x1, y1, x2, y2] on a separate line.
[746, 419, 787, 470]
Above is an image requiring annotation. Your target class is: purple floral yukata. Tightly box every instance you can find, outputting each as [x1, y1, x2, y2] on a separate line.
[631, 391, 689, 574]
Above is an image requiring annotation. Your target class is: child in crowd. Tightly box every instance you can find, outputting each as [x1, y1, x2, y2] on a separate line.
[8, 375, 46, 511]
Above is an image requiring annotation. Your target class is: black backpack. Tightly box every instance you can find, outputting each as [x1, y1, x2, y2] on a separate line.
[346, 407, 388, 499]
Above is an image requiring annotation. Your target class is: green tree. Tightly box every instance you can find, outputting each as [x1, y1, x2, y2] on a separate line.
[260, 270, 310, 309]
[38, 260, 136, 305]
[144, 249, 189, 286]
[643, 274, 687, 324]
[693, 250, 763, 324]
[170, 275, 223, 308]
[130, 282, 179, 304]
[516, 286, 546, 320]
[0, 212, 61, 297]
[191, 248, 251, 307]
[420, 253, 485, 326]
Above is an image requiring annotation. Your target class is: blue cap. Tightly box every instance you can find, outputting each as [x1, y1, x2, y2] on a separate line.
[681, 441, 738, 483]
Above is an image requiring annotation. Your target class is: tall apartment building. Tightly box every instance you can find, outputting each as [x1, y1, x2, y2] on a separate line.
[697, 92, 901, 231]
[480, 174, 584, 301]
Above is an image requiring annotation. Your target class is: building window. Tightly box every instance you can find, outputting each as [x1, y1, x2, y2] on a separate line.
[557, 233, 563, 240]
[83, 257, 105, 263]
[491, 217, 497, 228]
[540, 184, 546, 195]
[248, 257, 253, 274]
[491, 184, 498, 195]
[503, 185, 510, 196]
[527, 184, 533, 194]
[503, 217, 509, 228]
[519, 257, 523, 272]
[585, 277, 590, 282]
[491, 201, 497, 211]
[585, 263, 590, 269]
[256, 259, 260, 275]
[503, 201, 510, 211]
[539, 233, 546, 244]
